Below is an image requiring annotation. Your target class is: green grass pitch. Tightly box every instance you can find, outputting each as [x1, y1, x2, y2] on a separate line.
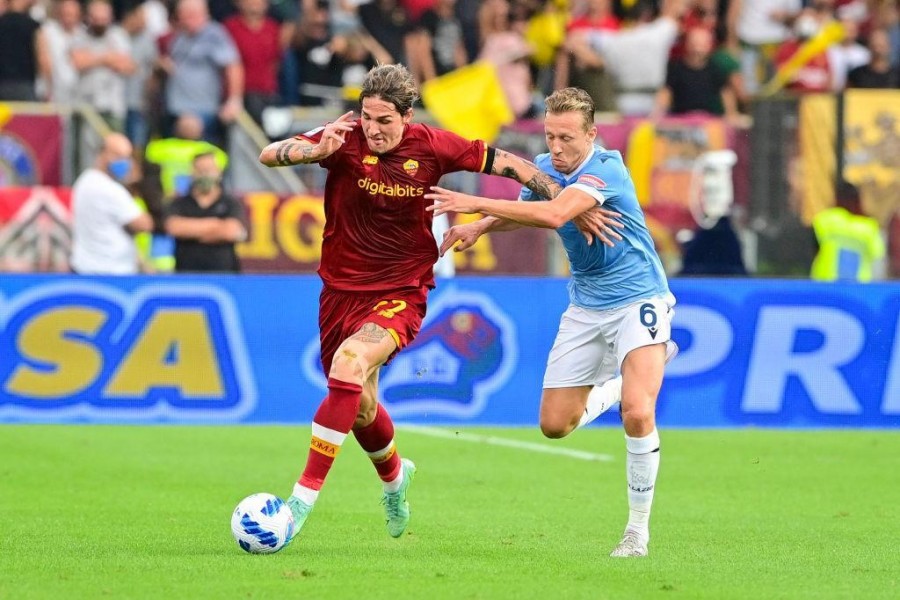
[1, 425, 897, 599]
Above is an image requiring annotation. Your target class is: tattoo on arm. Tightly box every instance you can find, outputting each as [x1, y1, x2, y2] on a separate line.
[275, 142, 298, 166]
[275, 142, 318, 165]
[491, 149, 518, 180]
[491, 150, 559, 198]
[499, 166, 518, 179]
[525, 173, 558, 199]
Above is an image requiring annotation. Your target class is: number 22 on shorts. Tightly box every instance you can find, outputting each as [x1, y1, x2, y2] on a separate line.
[373, 300, 408, 319]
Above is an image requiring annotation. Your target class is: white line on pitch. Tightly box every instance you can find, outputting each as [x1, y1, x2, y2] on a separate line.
[400, 425, 614, 462]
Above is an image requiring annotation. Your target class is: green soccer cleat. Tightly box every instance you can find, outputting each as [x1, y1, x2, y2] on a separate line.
[382, 458, 416, 538]
[285, 496, 313, 543]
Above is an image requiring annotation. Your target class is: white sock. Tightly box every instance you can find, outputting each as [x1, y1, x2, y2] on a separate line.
[383, 467, 404, 493]
[577, 376, 622, 429]
[624, 428, 660, 542]
[292, 483, 319, 506]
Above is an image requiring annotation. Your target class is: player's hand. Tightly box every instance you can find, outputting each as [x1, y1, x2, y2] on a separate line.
[573, 206, 624, 247]
[425, 186, 483, 216]
[315, 111, 357, 157]
[439, 223, 483, 256]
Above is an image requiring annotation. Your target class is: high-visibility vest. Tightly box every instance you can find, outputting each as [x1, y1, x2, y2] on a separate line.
[133, 197, 176, 273]
[145, 139, 228, 199]
[810, 207, 884, 282]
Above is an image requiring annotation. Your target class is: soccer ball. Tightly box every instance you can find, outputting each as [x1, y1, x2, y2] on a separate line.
[231, 493, 295, 554]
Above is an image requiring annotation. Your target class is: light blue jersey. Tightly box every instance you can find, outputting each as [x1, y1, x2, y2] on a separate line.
[520, 145, 671, 310]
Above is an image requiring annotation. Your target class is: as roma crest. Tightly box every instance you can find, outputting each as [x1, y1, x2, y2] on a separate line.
[402, 159, 419, 177]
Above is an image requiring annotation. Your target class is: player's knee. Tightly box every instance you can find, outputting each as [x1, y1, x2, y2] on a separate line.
[540, 416, 575, 439]
[621, 403, 655, 435]
[329, 341, 370, 383]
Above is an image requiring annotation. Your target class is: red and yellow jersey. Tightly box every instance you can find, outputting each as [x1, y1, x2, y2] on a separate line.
[298, 121, 488, 291]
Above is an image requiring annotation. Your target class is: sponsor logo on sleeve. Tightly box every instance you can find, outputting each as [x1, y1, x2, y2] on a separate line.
[576, 174, 606, 190]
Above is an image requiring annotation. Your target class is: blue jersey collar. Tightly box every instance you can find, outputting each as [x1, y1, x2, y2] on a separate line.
[563, 145, 604, 184]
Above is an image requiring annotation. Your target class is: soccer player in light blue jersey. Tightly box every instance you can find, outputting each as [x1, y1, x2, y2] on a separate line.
[426, 87, 677, 558]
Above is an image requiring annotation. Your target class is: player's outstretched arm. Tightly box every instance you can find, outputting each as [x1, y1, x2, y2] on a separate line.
[259, 111, 357, 167]
[438, 216, 524, 256]
[490, 149, 562, 200]
[428, 185, 600, 230]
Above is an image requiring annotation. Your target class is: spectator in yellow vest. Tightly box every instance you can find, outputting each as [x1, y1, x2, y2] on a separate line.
[145, 113, 229, 200]
[811, 184, 885, 282]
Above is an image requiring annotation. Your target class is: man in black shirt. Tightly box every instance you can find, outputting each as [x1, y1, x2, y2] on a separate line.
[847, 28, 900, 89]
[358, 0, 414, 67]
[164, 151, 246, 272]
[652, 27, 737, 118]
[414, 0, 467, 81]
[0, 0, 51, 100]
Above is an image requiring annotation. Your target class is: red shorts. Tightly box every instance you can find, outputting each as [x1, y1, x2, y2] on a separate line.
[318, 285, 429, 373]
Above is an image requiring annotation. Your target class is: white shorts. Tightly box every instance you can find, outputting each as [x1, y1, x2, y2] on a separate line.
[543, 295, 676, 389]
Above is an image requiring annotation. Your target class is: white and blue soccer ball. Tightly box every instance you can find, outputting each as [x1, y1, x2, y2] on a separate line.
[231, 493, 295, 554]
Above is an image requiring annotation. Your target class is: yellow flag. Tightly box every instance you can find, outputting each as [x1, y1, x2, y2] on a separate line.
[625, 120, 656, 206]
[525, 7, 567, 67]
[798, 94, 837, 224]
[0, 102, 12, 129]
[421, 62, 515, 143]
[761, 22, 845, 96]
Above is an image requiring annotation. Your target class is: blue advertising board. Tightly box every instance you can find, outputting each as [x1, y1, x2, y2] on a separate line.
[0, 274, 898, 427]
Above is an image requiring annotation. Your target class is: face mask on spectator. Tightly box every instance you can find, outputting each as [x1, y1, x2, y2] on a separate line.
[192, 175, 219, 194]
[795, 16, 821, 39]
[107, 158, 132, 182]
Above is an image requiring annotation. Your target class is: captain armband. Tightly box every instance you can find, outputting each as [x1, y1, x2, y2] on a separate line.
[482, 146, 497, 174]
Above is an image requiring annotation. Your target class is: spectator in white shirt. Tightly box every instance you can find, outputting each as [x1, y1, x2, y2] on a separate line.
[42, 0, 83, 103]
[70, 0, 136, 131]
[569, 0, 686, 116]
[70, 133, 154, 274]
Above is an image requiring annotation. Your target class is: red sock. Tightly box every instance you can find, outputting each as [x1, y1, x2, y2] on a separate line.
[353, 403, 402, 482]
[298, 378, 362, 490]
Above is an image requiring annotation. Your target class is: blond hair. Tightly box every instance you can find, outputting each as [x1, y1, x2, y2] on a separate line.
[359, 64, 419, 115]
[545, 88, 595, 131]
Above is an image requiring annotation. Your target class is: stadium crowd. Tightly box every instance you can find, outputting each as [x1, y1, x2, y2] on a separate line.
[1, 0, 899, 149]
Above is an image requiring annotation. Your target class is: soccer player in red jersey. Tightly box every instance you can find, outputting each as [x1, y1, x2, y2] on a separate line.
[259, 64, 615, 541]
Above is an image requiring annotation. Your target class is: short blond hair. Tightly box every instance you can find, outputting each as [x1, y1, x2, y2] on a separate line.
[545, 88, 595, 131]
